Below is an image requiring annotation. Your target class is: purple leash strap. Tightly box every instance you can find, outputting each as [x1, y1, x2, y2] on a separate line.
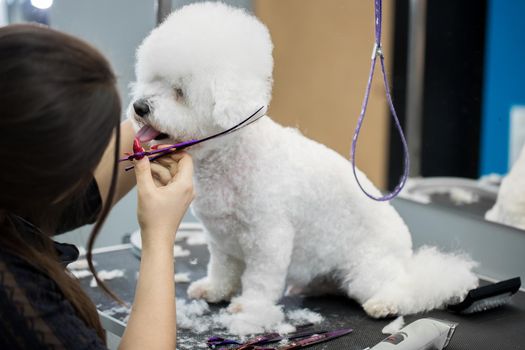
[351, 0, 410, 201]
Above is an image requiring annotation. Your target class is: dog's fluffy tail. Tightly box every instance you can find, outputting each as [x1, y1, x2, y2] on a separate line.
[398, 246, 478, 314]
[363, 246, 478, 317]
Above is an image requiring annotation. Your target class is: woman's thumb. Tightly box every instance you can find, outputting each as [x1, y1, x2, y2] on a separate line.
[134, 157, 155, 192]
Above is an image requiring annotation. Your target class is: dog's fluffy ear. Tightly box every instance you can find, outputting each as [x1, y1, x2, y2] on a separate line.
[211, 74, 272, 129]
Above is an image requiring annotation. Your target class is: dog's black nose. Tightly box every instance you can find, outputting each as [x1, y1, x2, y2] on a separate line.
[133, 99, 150, 118]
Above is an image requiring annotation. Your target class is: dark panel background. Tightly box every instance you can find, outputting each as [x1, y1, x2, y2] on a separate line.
[388, 0, 487, 189]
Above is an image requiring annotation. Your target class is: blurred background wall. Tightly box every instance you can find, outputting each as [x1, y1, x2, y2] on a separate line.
[479, 0, 525, 175]
[255, 0, 393, 189]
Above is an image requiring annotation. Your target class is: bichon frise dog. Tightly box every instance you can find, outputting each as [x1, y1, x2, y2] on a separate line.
[129, 2, 478, 335]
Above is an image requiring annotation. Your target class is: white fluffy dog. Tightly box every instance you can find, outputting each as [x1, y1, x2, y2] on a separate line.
[486, 144, 525, 230]
[130, 2, 478, 334]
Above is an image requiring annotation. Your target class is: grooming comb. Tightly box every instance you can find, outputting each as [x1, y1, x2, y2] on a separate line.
[448, 277, 521, 314]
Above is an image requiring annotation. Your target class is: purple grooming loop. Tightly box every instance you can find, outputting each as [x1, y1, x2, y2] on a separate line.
[351, 0, 410, 201]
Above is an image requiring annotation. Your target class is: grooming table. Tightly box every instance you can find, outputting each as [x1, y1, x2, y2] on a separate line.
[82, 238, 525, 349]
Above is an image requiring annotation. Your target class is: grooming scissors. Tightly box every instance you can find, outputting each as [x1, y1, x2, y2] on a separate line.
[207, 327, 352, 350]
[120, 105, 267, 171]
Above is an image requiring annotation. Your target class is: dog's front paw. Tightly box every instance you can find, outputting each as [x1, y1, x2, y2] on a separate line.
[224, 297, 286, 335]
[363, 298, 399, 318]
[227, 300, 243, 313]
[187, 277, 232, 303]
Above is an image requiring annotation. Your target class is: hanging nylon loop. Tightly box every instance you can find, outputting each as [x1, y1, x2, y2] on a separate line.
[350, 0, 410, 201]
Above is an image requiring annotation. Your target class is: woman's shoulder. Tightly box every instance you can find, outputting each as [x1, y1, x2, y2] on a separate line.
[0, 250, 107, 349]
[0, 251, 63, 347]
[0, 248, 61, 298]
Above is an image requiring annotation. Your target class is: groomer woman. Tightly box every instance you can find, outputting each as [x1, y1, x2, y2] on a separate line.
[0, 24, 192, 349]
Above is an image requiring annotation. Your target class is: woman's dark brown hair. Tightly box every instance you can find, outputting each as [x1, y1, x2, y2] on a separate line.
[0, 24, 122, 341]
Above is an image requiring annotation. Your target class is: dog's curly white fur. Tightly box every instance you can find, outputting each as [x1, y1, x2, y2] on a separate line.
[130, 2, 478, 335]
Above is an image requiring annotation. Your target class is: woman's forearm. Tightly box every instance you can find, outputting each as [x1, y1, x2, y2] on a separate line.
[95, 119, 137, 207]
[117, 152, 193, 349]
[119, 239, 176, 350]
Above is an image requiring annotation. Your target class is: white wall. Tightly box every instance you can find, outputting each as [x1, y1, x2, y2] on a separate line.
[49, 0, 156, 247]
[0, 0, 8, 25]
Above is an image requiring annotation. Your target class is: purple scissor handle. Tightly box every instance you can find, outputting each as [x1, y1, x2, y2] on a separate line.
[206, 327, 352, 350]
[207, 326, 326, 349]
[207, 333, 278, 349]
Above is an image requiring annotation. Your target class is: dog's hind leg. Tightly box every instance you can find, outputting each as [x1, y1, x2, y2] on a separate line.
[187, 241, 244, 303]
[342, 253, 408, 318]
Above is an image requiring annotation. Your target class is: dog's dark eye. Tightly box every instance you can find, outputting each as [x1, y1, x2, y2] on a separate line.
[174, 87, 184, 100]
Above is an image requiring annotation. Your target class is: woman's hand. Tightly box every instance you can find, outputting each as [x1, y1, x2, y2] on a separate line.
[134, 151, 194, 250]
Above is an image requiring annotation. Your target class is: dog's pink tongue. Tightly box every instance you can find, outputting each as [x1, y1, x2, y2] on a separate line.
[136, 125, 161, 142]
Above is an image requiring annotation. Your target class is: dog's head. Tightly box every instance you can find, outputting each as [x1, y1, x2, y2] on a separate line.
[129, 2, 273, 145]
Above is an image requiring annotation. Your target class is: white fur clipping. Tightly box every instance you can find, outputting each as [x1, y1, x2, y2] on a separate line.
[186, 233, 208, 246]
[174, 245, 191, 257]
[399, 190, 431, 204]
[102, 305, 131, 317]
[449, 188, 479, 205]
[486, 144, 525, 230]
[77, 246, 87, 257]
[69, 269, 92, 279]
[175, 272, 192, 283]
[67, 259, 91, 270]
[175, 299, 322, 336]
[89, 269, 126, 288]
[382, 316, 405, 334]
[286, 309, 324, 325]
[478, 173, 503, 187]
[177, 299, 212, 333]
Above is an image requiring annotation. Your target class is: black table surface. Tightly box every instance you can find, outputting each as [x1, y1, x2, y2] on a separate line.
[81, 240, 525, 350]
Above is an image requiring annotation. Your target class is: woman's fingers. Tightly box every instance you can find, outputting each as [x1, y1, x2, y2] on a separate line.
[154, 150, 185, 163]
[154, 156, 177, 170]
[169, 153, 193, 184]
[134, 157, 155, 193]
[169, 152, 186, 161]
[150, 162, 172, 187]
[153, 156, 171, 165]
[148, 144, 193, 186]
[152, 177, 164, 188]
[152, 156, 179, 179]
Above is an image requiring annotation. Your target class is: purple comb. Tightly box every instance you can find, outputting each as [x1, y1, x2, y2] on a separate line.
[122, 105, 268, 171]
